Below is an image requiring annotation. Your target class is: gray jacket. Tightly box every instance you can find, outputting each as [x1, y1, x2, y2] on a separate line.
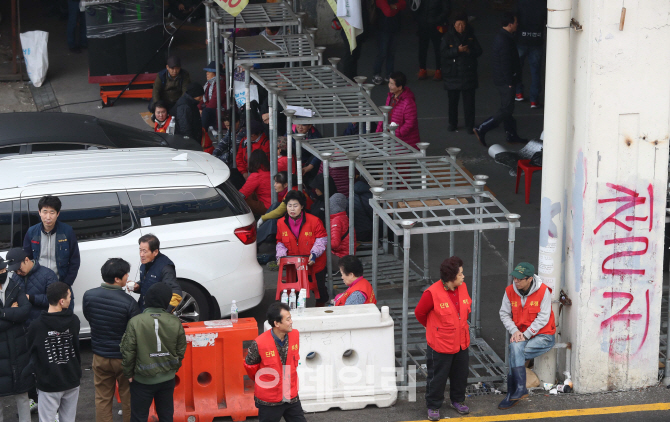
[499, 275, 552, 339]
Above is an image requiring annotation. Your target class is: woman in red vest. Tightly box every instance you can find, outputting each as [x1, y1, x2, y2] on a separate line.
[414, 256, 472, 420]
[334, 255, 376, 306]
[244, 302, 306, 422]
[153, 101, 172, 133]
[276, 190, 329, 305]
[239, 150, 272, 217]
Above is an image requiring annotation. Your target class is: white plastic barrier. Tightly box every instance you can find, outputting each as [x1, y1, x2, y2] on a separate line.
[263, 304, 397, 412]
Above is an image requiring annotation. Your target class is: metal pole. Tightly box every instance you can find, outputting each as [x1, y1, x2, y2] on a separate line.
[293, 133, 306, 191]
[400, 220, 416, 397]
[505, 213, 521, 374]
[315, 46, 326, 66]
[473, 179, 486, 338]
[243, 65, 252, 174]
[222, 33, 231, 111]
[371, 186, 384, 295]
[214, 20, 222, 145]
[665, 280, 670, 384]
[328, 57, 341, 71]
[417, 142, 430, 284]
[446, 148, 461, 253]
[205, 5, 212, 63]
[268, 86, 278, 204]
[346, 152, 359, 254]
[284, 109, 296, 191]
[379, 106, 392, 132]
[322, 153, 334, 299]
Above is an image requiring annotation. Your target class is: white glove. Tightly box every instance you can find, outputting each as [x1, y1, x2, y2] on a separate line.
[257, 218, 264, 228]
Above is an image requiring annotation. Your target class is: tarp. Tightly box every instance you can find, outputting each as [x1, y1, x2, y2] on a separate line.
[328, 0, 363, 52]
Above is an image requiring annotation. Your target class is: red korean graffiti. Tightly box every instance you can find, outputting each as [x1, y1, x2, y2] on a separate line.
[594, 183, 654, 358]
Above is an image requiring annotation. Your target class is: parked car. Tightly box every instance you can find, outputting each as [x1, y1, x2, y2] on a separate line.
[0, 112, 201, 156]
[0, 148, 263, 335]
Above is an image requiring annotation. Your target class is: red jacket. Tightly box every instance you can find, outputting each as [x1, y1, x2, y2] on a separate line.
[376, 0, 406, 17]
[154, 116, 172, 133]
[376, 87, 421, 148]
[277, 212, 327, 273]
[244, 330, 300, 403]
[334, 277, 376, 306]
[506, 284, 556, 336]
[236, 133, 270, 174]
[421, 281, 471, 354]
[240, 169, 272, 208]
[330, 211, 355, 258]
[278, 156, 297, 174]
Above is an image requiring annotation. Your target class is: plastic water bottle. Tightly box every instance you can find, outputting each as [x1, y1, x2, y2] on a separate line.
[281, 289, 289, 305]
[297, 288, 306, 315]
[167, 118, 176, 135]
[230, 300, 238, 323]
[289, 289, 297, 310]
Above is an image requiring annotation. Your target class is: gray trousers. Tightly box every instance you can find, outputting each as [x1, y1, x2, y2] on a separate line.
[0, 392, 31, 422]
[38, 387, 79, 422]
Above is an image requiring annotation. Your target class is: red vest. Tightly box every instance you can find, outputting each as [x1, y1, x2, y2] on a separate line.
[425, 281, 471, 354]
[154, 116, 172, 133]
[334, 277, 377, 306]
[236, 133, 270, 174]
[244, 330, 300, 403]
[276, 213, 327, 273]
[505, 284, 556, 336]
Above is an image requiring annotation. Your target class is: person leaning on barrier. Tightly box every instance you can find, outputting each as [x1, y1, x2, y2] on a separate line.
[244, 302, 306, 422]
[414, 256, 472, 420]
[498, 262, 555, 410]
[333, 255, 376, 306]
[130, 234, 182, 312]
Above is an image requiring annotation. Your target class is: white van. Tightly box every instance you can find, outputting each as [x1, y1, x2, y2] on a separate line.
[0, 148, 264, 335]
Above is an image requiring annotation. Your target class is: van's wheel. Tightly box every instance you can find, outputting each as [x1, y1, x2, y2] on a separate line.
[175, 280, 210, 323]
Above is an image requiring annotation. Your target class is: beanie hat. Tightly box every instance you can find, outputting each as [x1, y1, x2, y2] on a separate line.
[329, 193, 348, 215]
[144, 283, 172, 311]
[186, 82, 205, 98]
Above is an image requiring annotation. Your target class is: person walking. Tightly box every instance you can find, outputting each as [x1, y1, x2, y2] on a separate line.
[371, 0, 406, 85]
[121, 283, 187, 422]
[244, 302, 306, 422]
[413, 0, 451, 81]
[473, 12, 525, 146]
[0, 258, 33, 422]
[25, 282, 81, 422]
[414, 256, 471, 420]
[441, 12, 482, 134]
[498, 262, 556, 410]
[276, 191, 329, 306]
[334, 255, 376, 306]
[130, 234, 182, 312]
[23, 195, 81, 290]
[515, 0, 547, 108]
[83, 258, 140, 422]
[375, 72, 421, 148]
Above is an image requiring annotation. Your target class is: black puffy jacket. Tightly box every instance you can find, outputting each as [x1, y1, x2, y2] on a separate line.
[0, 278, 34, 397]
[10, 262, 58, 325]
[441, 25, 483, 90]
[171, 93, 203, 143]
[413, 0, 450, 27]
[491, 29, 521, 87]
[83, 283, 140, 359]
[517, 0, 547, 46]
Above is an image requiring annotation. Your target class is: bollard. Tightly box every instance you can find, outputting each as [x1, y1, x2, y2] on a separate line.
[293, 133, 306, 190]
[283, 109, 297, 191]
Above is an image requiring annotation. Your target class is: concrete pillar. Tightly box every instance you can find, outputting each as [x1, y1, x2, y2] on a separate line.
[542, 0, 670, 393]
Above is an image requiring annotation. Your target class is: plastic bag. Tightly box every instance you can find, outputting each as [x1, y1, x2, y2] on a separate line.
[20, 31, 49, 87]
[530, 151, 543, 167]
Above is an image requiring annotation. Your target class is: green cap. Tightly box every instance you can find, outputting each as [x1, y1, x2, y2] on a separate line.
[511, 262, 535, 279]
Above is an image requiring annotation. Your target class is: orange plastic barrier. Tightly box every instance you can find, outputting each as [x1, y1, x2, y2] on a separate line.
[148, 318, 259, 422]
[274, 256, 320, 300]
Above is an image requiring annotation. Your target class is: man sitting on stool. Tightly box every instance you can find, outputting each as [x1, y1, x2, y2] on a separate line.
[498, 262, 555, 410]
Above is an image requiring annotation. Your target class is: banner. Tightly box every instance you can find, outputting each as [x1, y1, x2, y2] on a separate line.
[234, 80, 259, 108]
[327, 0, 363, 53]
[213, 0, 249, 18]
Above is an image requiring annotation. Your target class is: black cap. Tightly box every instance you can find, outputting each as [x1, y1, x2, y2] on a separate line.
[0, 257, 6, 271]
[5, 248, 29, 272]
[166, 55, 181, 68]
[186, 82, 205, 98]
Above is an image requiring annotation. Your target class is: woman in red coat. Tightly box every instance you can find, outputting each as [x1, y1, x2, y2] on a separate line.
[414, 256, 472, 420]
[239, 150, 272, 217]
[329, 193, 355, 258]
[276, 190, 329, 305]
[375, 71, 421, 148]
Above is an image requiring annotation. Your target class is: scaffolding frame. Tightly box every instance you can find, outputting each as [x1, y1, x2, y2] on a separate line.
[214, 1, 302, 30]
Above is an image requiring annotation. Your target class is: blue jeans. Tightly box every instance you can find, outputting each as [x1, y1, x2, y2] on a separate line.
[373, 31, 396, 76]
[508, 334, 555, 371]
[516, 45, 543, 102]
[67, 0, 87, 49]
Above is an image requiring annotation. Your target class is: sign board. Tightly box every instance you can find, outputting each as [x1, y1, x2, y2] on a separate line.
[213, 0, 249, 18]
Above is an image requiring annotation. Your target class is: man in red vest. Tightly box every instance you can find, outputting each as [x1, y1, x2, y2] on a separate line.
[244, 302, 306, 422]
[498, 262, 556, 410]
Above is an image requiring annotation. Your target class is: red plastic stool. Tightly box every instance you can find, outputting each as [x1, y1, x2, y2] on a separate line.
[275, 256, 320, 300]
[515, 159, 542, 204]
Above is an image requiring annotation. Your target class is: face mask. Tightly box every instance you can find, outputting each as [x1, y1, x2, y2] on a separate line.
[0, 272, 7, 285]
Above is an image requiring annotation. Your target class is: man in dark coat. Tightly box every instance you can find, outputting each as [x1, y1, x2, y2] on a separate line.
[515, 0, 547, 107]
[172, 83, 205, 144]
[413, 0, 451, 81]
[441, 13, 483, 133]
[6, 248, 58, 326]
[474, 12, 525, 147]
[0, 258, 33, 422]
[309, 174, 338, 224]
[151, 56, 191, 112]
[83, 258, 140, 422]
